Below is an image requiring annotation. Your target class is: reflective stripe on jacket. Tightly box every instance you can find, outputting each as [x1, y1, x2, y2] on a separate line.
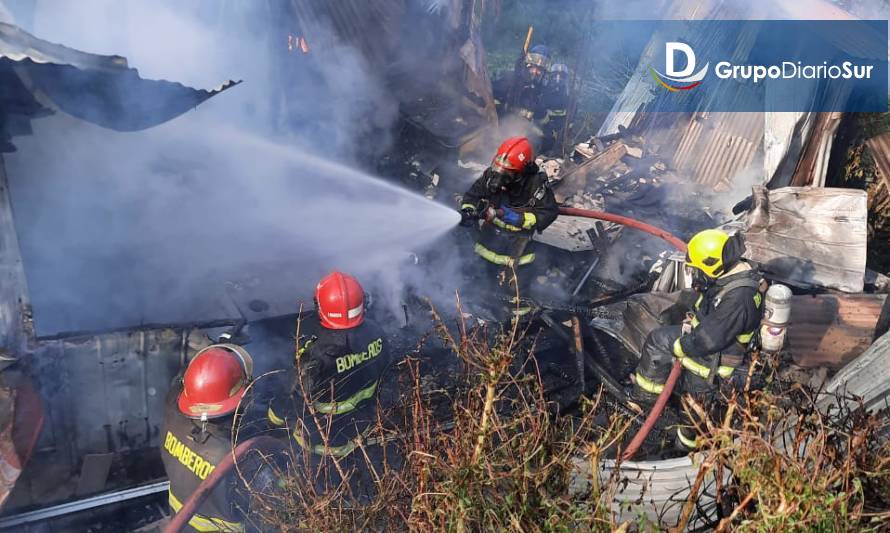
[168, 488, 244, 532]
[674, 263, 763, 378]
[267, 316, 390, 456]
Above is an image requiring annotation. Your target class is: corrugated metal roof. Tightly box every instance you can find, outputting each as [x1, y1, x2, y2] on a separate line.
[597, 0, 863, 193]
[788, 294, 887, 368]
[790, 112, 844, 187]
[673, 111, 762, 190]
[0, 22, 239, 132]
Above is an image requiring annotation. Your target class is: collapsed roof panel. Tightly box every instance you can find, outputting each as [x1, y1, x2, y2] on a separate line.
[0, 22, 238, 132]
[595, 0, 866, 200]
[742, 186, 868, 293]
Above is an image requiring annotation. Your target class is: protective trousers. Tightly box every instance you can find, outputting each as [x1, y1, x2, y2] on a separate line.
[480, 260, 534, 321]
[634, 325, 733, 451]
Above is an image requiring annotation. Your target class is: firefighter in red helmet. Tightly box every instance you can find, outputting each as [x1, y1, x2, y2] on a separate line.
[160, 343, 255, 532]
[267, 271, 391, 458]
[459, 137, 559, 317]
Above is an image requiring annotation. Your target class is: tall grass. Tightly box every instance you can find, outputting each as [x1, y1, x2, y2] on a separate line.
[248, 309, 890, 531]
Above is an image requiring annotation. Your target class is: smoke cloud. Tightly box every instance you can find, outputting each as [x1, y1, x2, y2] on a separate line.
[2, 1, 460, 335]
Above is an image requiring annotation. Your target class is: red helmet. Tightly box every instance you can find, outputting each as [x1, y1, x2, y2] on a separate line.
[491, 136, 533, 173]
[177, 345, 253, 419]
[315, 271, 365, 330]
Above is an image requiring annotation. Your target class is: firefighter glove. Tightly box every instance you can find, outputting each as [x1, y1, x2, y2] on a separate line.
[499, 206, 522, 227]
[459, 207, 477, 227]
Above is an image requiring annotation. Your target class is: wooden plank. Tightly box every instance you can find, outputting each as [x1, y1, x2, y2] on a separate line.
[788, 294, 887, 368]
[556, 142, 627, 202]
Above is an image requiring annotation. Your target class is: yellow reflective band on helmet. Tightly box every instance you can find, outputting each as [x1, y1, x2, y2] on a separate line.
[491, 217, 523, 232]
[292, 431, 357, 457]
[169, 489, 245, 532]
[634, 373, 665, 394]
[521, 212, 537, 230]
[474, 243, 535, 266]
[460, 203, 476, 210]
[267, 407, 285, 427]
[313, 381, 377, 415]
[677, 428, 698, 449]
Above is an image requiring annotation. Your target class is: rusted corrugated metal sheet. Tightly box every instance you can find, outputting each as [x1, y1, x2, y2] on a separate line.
[672, 111, 762, 191]
[789, 112, 844, 187]
[788, 294, 887, 368]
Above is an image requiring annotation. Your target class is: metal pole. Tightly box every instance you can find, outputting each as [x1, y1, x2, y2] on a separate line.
[0, 481, 170, 529]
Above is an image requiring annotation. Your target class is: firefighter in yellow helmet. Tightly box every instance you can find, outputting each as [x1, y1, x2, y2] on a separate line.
[631, 229, 763, 451]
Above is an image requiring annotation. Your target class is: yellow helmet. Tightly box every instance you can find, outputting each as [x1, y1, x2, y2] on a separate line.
[685, 229, 730, 278]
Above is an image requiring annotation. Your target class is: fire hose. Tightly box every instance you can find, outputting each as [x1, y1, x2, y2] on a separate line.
[163, 436, 286, 533]
[168, 209, 686, 530]
[557, 207, 686, 461]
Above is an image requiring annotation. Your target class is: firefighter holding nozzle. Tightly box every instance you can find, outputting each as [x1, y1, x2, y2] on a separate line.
[458, 137, 558, 318]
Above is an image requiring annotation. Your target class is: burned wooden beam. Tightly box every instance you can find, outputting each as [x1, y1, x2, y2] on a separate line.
[556, 141, 628, 202]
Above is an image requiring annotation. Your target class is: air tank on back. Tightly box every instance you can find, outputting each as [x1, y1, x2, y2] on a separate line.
[760, 283, 792, 353]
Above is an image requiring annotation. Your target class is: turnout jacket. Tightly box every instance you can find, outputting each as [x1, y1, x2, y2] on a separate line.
[538, 86, 569, 155]
[674, 262, 763, 372]
[492, 72, 545, 121]
[268, 315, 390, 456]
[461, 167, 559, 266]
[161, 381, 246, 532]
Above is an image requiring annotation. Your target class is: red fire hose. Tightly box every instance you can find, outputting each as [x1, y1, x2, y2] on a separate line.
[557, 207, 686, 461]
[558, 207, 687, 252]
[164, 436, 286, 533]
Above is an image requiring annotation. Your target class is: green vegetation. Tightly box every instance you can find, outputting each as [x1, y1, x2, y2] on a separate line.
[831, 108, 890, 273]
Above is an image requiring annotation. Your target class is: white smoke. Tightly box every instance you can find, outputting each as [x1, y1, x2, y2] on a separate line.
[2, 1, 459, 335]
